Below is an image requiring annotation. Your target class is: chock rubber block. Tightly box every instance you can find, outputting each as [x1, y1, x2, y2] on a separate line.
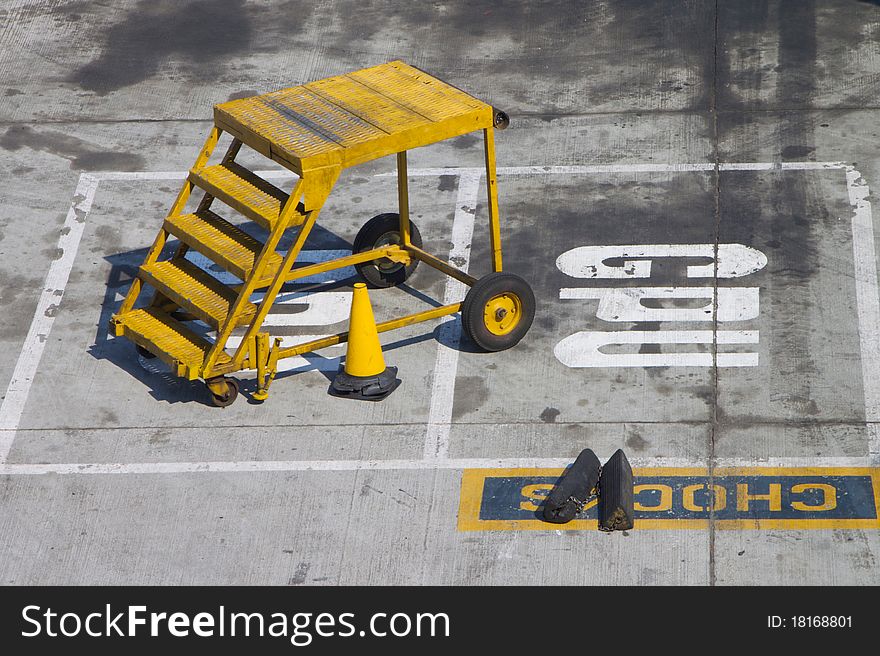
[542, 448, 601, 524]
[598, 449, 635, 531]
[328, 366, 400, 402]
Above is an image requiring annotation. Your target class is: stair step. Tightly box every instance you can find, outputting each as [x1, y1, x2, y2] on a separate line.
[189, 162, 302, 230]
[139, 258, 256, 328]
[164, 209, 282, 283]
[114, 308, 231, 379]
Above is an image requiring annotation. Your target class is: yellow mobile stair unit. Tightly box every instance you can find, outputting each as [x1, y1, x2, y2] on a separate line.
[110, 61, 535, 407]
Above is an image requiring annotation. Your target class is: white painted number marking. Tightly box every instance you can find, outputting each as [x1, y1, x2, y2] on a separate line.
[556, 243, 768, 279]
[559, 287, 759, 323]
[554, 330, 759, 368]
[555, 243, 767, 368]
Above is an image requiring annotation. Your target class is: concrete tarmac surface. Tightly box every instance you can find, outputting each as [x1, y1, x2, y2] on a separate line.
[2, 0, 880, 584]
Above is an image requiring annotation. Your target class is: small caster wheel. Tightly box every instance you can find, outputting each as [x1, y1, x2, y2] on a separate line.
[208, 377, 239, 408]
[136, 344, 156, 359]
[352, 213, 422, 288]
[461, 272, 536, 352]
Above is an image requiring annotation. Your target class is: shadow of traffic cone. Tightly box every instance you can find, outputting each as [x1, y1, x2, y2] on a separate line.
[329, 283, 401, 401]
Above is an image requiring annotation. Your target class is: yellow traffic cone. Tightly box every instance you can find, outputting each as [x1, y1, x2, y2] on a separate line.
[329, 283, 400, 401]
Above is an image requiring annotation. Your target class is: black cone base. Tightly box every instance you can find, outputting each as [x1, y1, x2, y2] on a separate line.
[542, 448, 601, 524]
[329, 366, 400, 402]
[598, 449, 635, 531]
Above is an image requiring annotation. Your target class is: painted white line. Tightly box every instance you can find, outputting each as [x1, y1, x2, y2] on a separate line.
[0, 455, 873, 477]
[719, 161, 846, 172]
[108, 165, 715, 183]
[423, 172, 483, 460]
[93, 171, 188, 181]
[869, 425, 880, 467]
[846, 167, 880, 465]
[383, 164, 710, 177]
[0, 458, 575, 476]
[93, 161, 847, 182]
[93, 169, 295, 182]
[554, 329, 759, 368]
[560, 286, 759, 322]
[0, 174, 99, 462]
[381, 161, 847, 177]
[710, 456, 876, 468]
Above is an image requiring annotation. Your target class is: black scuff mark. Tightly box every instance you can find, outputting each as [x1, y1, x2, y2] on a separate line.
[781, 144, 815, 160]
[452, 375, 489, 420]
[766, 0, 820, 418]
[227, 89, 259, 101]
[0, 126, 145, 171]
[68, 0, 254, 95]
[437, 175, 457, 192]
[452, 134, 480, 150]
[625, 429, 648, 451]
[288, 562, 310, 586]
[714, 0, 772, 111]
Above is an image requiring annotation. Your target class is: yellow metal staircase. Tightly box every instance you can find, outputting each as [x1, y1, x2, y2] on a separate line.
[110, 60, 508, 406]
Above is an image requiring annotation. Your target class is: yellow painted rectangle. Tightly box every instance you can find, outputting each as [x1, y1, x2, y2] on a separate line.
[458, 467, 880, 531]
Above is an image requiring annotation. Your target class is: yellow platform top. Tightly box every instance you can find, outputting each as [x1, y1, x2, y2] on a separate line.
[214, 61, 495, 177]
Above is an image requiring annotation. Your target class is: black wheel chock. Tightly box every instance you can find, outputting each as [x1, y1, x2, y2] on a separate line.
[598, 449, 635, 531]
[542, 448, 601, 524]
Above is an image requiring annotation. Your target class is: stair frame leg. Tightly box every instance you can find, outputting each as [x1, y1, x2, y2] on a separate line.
[397, 151, 411, 246]
[255, 331, 269, 387]
[483, 127, 503, 273]
[253, 336, 282, 401]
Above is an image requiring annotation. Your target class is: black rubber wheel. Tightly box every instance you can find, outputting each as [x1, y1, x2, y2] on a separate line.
[461, 272, 535, 352]
[352, 213, 422, 288]
[136, 344, 156, 359]
[209, 377, 239, 408]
